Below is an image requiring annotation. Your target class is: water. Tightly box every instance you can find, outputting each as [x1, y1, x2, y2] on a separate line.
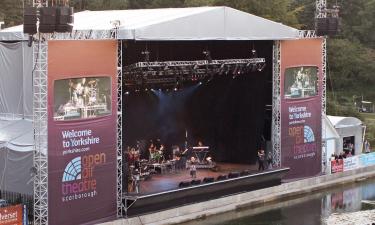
[181, 178, 375, 225]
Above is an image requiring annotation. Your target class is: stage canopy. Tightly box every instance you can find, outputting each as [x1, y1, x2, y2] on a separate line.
[0, 6, 299, 41]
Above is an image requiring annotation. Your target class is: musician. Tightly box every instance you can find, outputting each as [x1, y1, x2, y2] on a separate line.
[149, 143, 156, 161]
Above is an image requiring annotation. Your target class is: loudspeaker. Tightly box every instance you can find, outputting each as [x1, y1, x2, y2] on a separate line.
[315, 18, 328, 36]
[23, 7, 37, 34]
[39, 7, 56, 33]
[327, 17, 339, 35]
[228, 171, 240, 179]
[55, 24, 73, 33]
[191, 179, 201, 185]
[203, 177, 215, 183]
[56, 6, 74, 24]
[216, 175, 227, 181]
[178, 181, 191, 188]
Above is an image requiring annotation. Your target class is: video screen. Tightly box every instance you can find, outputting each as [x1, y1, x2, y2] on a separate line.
[53, 77, 111, 121]
[284, 66, 318, 99]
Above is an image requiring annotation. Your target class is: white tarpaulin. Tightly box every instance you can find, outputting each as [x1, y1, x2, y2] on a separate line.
[0, 119, 33, 194]
[0, 7, 299, 41]
[0, 41, 33, 119]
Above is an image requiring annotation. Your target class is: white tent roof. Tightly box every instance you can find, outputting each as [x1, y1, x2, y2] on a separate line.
[323, 115, 340, 140]
[0, 119, 33, 152]
[0, 6, 300, 41]
[327, 116, 363, 129]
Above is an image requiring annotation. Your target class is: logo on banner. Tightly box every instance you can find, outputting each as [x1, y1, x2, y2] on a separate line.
[62, 156, 82, 182]
[61, 153, 106, 202]
[289, 124, 317, 159]
[304, 125, 315, 143]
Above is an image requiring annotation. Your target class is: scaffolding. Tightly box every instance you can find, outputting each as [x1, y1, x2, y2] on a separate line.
[272, 41, 281, 167]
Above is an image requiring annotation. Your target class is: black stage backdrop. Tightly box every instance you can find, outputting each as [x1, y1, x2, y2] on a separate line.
[123, 41, 272, 164]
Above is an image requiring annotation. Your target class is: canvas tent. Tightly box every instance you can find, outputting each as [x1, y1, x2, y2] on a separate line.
[322, 115, 340, 174]
[0, 7, 300, 41]
[327, 116, 364, 155]
[0, 119, 33, 195]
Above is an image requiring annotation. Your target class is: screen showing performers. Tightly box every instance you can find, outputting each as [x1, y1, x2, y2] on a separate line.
[284, 66, 318, 99]
[53, 76, 111, 121]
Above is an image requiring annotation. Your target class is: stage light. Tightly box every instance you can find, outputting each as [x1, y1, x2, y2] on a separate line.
[151, 88, 155, 91]
[199, 82, 202, 85]
[257, 63, 266, 72]
[125, 91, 130, 95]
[174, 88, 178, 91]
[145, 88, 148, 91]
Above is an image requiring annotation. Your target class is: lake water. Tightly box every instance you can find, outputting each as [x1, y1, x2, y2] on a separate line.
[181, 178, 375, 225]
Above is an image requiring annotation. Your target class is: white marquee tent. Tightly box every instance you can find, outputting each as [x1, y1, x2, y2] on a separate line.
[327, 116, 364, 155]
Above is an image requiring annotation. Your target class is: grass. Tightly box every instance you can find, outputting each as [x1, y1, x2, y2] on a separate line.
[360, 112, 375, 149]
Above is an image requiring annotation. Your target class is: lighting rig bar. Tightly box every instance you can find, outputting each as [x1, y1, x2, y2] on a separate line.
[128, 58, 265, 69]
[124, 58, 266, 89]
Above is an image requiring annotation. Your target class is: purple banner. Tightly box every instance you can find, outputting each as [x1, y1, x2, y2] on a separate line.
[280, 39, 323, 179]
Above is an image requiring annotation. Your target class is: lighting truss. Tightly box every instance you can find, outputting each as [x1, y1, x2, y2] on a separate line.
[124, 58, 266, 88]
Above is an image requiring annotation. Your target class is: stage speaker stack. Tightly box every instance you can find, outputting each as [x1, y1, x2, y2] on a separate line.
[23, 5, 74, 34]
[328, 17, 339, 36]
[316, 17, 339, 36]
[315, 18, 328, 36]
[23, 7, 37, 34]
[39, 7, 57, 33]
[56, 6, 74, 33]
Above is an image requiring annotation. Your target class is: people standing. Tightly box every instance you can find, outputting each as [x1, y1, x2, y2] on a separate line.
[258, 149, 265, 171]
[365, 139, 371, 153]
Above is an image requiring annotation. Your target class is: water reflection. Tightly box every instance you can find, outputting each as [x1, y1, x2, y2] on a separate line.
[181, 178, 375, 225]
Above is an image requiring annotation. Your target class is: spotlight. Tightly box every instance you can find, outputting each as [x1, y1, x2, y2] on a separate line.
[145, 88, 148, 91]
[151, 88, 155, 91]
[257, 63, 266, 72]
[174, 88, 178, 91]
[125, 91, 130, 95]
[159, 88, 162, 91]
[199, 82, 202, 85]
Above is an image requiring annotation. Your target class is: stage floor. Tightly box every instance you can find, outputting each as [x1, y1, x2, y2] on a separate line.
[136, 163, 260, 194]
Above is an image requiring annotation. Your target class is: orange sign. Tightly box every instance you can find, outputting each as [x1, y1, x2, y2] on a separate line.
[0, 205, 23, 225]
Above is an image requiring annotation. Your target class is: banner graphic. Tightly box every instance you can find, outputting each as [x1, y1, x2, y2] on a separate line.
[280, 39, 323, 178]
[48, 40, 118, 225]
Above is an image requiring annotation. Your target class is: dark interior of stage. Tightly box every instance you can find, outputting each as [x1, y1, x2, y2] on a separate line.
[121, 40, 275, 196]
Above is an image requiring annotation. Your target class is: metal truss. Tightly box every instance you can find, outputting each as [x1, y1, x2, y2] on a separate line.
[129, 58, 265, 69]
[321, 37, 327, 173]
[315, 0, 327, 18]
[33, 0, 48, 7]
[33, 35, 49, 225]
[272, 41, 281, 167]
[113, 30, 124, 217]
[50, 30, 113, 40]
[298, 30, 317, 39]
[321, 38, 327, 115]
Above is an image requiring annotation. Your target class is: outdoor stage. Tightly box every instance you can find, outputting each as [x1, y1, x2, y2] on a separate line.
[138, 162, 259, 194]
[124, 167, 289, 216]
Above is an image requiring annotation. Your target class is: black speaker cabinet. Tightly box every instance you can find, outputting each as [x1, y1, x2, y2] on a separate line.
[40, 7, 57, 24]
[315, 18, 328, 36]
[57, 6, 74, 24]
[23, 7, 37, 34]
[55, 24, 73, 33]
